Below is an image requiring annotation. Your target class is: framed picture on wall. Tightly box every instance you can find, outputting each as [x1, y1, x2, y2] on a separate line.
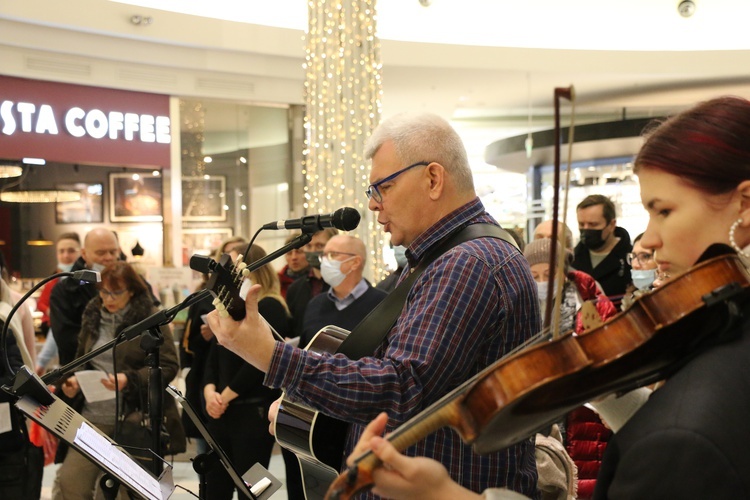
[182, 175, 227, 222]
[55, 182, 104, 224]
[182, 227, 233, 266]
[109, 172, 163, 222]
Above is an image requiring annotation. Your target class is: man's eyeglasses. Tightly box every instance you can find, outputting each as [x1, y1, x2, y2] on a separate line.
[365, 161, 430, 203]
[99, 288, 128, 299]
[323, 251, 357, 261]
[626, 252, 654, 265]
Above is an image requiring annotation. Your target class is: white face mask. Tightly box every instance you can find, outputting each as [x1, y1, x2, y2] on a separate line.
[58, 262, 74, 273]
[631, 268, 656, 290]
[536, 281, 549, 301]
[91, 262, 107, 273]
[320, 256, 354, 287]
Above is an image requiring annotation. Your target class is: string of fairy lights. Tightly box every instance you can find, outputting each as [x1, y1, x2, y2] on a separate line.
[302, 0, 386, 282]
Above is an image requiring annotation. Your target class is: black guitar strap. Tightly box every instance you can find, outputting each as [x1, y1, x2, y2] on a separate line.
[336, 223, 519, 360]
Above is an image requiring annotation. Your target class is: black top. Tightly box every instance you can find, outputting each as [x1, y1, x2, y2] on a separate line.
[286, 271, 329, 339]
[572, 226, 632, 307]
[594, 311, 750, 498]
[49, 257, 98, 366]
[300, 285, 387, 348]
[203, 296, 291, 402]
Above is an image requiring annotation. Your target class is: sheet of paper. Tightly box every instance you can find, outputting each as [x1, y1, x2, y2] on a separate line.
[0, 402, 11, 434]
[74, 422, 163, 500]
[76, 370, 116, 403]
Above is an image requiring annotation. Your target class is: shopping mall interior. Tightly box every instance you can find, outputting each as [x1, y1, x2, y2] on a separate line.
[3, 1, 750, 498]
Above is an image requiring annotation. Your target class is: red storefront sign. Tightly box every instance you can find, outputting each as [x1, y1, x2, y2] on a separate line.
[0, 75, 171, 168]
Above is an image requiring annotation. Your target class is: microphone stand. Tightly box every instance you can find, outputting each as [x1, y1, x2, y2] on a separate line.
[37, 288, 213, 476]
[242, 232, 313, 274]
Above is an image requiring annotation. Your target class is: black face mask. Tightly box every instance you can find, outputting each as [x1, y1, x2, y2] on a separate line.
[305, 251, 323, 269]
[580, 228, 606, 251]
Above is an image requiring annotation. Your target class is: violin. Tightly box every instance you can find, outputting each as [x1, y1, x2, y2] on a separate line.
[326, 246, 750, 499]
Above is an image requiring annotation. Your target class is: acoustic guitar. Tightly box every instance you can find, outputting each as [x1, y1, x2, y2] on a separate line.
[206, 253, 354, 500]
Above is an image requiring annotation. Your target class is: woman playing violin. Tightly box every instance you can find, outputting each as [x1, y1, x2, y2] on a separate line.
[346, 96, 750, 499]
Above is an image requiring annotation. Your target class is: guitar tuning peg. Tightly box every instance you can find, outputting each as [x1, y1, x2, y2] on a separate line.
[236, 261, 247, 271]
[211, 298, 221, 306]
[241, 268, 250, 277]
[235, 254, 244, 263]
[219, 310, 229, 318]
[215, 302, 226, 312]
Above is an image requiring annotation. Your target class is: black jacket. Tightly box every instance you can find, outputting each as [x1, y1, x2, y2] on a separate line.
[594, 312, 750, 499]
[572, 226, 632, 307]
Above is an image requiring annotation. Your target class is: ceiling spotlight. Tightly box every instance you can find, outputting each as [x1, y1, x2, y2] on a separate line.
[678, 0, 696, 18]
[419, 0, 432, 6]
[130, 15, 153, 26]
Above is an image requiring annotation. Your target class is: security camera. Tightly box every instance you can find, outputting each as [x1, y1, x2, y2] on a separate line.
[419, 0, 432, 6]
[678, 0, 696, 18]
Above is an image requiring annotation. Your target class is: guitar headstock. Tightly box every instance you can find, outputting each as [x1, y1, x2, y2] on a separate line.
[205, 253, 250, 321]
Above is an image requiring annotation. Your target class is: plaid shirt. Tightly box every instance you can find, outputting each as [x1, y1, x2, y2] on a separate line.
[266, 198, 541, 497]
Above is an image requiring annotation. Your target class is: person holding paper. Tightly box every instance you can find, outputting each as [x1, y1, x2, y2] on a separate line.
[52, 261, 185, 499]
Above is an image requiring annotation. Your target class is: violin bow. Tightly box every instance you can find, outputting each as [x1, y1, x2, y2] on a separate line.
[544, 86, 576, 337]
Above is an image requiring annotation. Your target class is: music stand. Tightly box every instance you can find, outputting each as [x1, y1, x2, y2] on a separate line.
[15, 388, 174, 500]
[166, 385, 281, 500]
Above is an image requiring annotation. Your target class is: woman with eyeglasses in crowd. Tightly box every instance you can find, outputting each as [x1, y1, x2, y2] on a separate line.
[52, 261, 185, 499]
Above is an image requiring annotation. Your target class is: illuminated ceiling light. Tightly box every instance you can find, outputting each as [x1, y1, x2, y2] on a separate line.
[203, 156, 213, 163]
[239, 156, 247, 164]
[132, 173, 140, 180]
[0, 165, 22, 178]
[0, 190, 82, 203]
[27, 230, 54, 246]
[203, 174, 210, 180]
[22, 157, 46, 165]
[152, 170, 161, 176]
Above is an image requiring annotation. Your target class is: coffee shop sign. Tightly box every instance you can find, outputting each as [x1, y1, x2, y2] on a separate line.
[0, 100, 171, 144]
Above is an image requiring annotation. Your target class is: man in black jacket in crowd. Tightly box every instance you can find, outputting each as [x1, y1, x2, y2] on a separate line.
[572, 194, 632, 309]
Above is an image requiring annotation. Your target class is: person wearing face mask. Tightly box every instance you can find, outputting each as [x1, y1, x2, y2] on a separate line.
[523, 238, 617, 498]
[278, 232, 310, 298]
[35, 232, 82, 374]
[285, 227, 339, 341]
[376, 244, 407, 293]
[299, 235, 387, 348]
[572, 194, 633, 310]
[49, 227, 123, 366]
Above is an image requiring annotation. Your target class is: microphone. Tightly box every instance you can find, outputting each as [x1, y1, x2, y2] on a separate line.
[189, 254, 219, 274]
[261, 207, 361, 232]
[71, 269, 101, 283]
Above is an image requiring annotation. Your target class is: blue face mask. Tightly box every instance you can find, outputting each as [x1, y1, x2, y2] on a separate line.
[58, 262, 74, 273]
[631, 269, 656, 290]
[392, 246, 407, 268]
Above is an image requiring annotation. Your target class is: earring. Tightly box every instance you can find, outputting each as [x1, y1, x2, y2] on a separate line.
[729, 218, 750, 258]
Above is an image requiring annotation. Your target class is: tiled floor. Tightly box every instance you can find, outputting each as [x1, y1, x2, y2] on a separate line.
[41, 441, 289, 499]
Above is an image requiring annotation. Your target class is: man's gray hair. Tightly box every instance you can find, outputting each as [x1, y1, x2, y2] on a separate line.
[365, 113, 474, 192]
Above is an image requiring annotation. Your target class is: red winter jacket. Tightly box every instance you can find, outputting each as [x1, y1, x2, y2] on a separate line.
[566, 405, 613, 499]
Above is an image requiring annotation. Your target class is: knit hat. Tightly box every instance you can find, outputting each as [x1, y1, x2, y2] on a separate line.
[524, 238, 552, 266]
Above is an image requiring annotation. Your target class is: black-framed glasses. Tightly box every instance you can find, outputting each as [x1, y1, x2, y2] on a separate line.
[99, 288, 128, 300]
[322, 251, 357, 261]
[365, 161, 430, 203]
[626, 252, 654, 265]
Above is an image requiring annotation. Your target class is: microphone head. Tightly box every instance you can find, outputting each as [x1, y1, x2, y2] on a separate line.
[332, 207, 361, 231]
[189, 254, 217, 274]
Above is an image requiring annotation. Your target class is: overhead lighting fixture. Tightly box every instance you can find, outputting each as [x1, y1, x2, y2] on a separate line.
[0, 190, 82, 203]
[22, 157, 46, 165]
[27, 231, 54, 246]
[0, 165, 22, 178]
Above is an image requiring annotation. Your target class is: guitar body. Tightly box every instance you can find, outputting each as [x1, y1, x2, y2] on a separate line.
[275, 325, 351, 500]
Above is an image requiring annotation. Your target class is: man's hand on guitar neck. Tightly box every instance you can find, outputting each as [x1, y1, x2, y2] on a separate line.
[207, 283, 277, 373]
